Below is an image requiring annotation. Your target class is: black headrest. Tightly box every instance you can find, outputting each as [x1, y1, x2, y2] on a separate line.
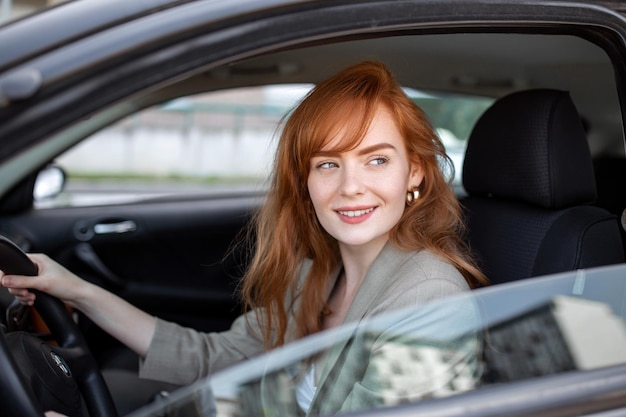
[462, 89, 597, 209]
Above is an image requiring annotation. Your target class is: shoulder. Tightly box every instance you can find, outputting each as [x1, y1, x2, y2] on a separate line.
[407, 250, 467, 283]
[371, 247, 470, 313]
[387, 246, 467, 286]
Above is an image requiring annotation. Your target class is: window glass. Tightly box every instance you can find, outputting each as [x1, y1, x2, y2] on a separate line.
[36, 86, 493, 208]
[405, 88, 493, 185]
[129, 264, 626, 417]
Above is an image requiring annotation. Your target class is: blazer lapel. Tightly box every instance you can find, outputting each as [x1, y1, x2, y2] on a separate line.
[308, 242, 410, 415]
[343, 242, 407, 323]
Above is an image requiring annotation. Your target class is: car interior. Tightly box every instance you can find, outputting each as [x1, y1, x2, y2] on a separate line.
[461, 88, 624, 284]
[1, 12, 626, 415]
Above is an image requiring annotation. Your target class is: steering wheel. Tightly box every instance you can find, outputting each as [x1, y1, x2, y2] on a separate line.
[0, 235, 118, 417]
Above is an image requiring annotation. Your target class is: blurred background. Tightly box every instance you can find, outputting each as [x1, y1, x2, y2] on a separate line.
[1, 0, 63, 22]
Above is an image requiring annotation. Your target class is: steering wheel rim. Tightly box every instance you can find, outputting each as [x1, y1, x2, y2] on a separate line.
[0, 235, 118, 417]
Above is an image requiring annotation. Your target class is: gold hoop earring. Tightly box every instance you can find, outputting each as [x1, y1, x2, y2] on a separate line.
[406, 187, 420, 205]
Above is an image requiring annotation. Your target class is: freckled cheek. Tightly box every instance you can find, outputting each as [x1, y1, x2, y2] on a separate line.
[370, 175, 404, 195]
[387, 189, 409, 210]
[376, 176, 410, 205]
[307, 177, 331, 213]
[307, 187, 335, 231]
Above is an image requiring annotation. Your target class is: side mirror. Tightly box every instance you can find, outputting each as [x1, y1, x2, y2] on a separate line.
[33, 165, 66, 201]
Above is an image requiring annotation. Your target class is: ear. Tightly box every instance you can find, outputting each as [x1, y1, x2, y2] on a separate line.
[408, 162, 424, 189]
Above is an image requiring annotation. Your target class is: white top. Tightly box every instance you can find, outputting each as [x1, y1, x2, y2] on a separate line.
[295, 365, 317, 412]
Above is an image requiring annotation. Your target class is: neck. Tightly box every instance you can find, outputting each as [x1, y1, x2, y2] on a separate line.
[322, 238, 389, 330]
[338, 236, 388, 292]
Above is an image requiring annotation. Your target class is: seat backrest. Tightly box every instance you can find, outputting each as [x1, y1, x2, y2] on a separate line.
[460, 89, 624, 285]
[593, 156, 626, 259]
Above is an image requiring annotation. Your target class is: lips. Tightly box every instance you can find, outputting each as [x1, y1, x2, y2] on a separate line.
[335, 206, 376, 224]
[337, 207, 375, 217]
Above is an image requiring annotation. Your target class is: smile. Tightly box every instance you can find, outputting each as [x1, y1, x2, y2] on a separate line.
[337, 207, 375, 217]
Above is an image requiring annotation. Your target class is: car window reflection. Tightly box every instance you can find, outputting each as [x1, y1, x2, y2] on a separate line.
[127, 264, 626, 417]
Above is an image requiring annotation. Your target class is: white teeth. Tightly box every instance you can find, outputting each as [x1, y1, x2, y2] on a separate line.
[338, 208, 374, 217]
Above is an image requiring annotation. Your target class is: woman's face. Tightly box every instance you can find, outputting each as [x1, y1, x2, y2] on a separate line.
[307, 105, 423, 253]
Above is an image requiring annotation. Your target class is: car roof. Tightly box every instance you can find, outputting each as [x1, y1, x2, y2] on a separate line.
[1, 0, 625, 67]
[1, 0, 625, 74]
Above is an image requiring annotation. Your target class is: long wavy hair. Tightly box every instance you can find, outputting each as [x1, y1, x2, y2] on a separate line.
[241, 61, 487, 348]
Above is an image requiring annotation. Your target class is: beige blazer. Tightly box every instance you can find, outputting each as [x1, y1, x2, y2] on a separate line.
[139, 243, 478, 415]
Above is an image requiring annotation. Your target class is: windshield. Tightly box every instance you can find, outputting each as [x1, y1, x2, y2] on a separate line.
[127, 264, 626, 417]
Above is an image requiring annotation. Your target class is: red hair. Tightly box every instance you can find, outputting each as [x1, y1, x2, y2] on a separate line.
[242, 61, 487, 348]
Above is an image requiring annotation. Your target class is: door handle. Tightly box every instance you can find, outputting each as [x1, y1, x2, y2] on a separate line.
[93, 220, 136, 235]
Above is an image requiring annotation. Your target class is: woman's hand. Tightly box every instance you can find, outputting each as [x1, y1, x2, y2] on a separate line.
[1, 253, 156, 357]
[0, 254, 90, 309]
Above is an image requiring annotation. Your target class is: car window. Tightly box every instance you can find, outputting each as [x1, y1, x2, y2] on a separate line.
[35, 86, 492, 209]
[404, 88, 493, 185]
[127, 264, 626, 417]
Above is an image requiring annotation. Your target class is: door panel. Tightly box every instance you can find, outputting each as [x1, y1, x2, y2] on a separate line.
[0, 194, 261, 333]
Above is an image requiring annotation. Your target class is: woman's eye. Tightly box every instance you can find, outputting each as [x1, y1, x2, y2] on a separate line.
[369, 156, 389, 166]
[317, 161, 338, 170]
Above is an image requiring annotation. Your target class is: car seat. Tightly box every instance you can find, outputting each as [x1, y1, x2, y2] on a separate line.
[593, 156, 626, 259]
[460, 89, 625, 285]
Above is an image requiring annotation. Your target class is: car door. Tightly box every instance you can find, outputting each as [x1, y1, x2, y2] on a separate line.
[1, 193, 257, 329]
[0, 85, 299, 337]
[1, 0, 625, 373]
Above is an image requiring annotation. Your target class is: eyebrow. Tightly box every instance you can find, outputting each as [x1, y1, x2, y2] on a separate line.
[312, 142, 397, 158]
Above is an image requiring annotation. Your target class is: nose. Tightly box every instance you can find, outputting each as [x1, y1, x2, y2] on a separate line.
[339, 164, 365, 196]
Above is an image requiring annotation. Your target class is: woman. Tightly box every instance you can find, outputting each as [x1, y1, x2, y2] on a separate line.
[2, 61, 487, 415]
